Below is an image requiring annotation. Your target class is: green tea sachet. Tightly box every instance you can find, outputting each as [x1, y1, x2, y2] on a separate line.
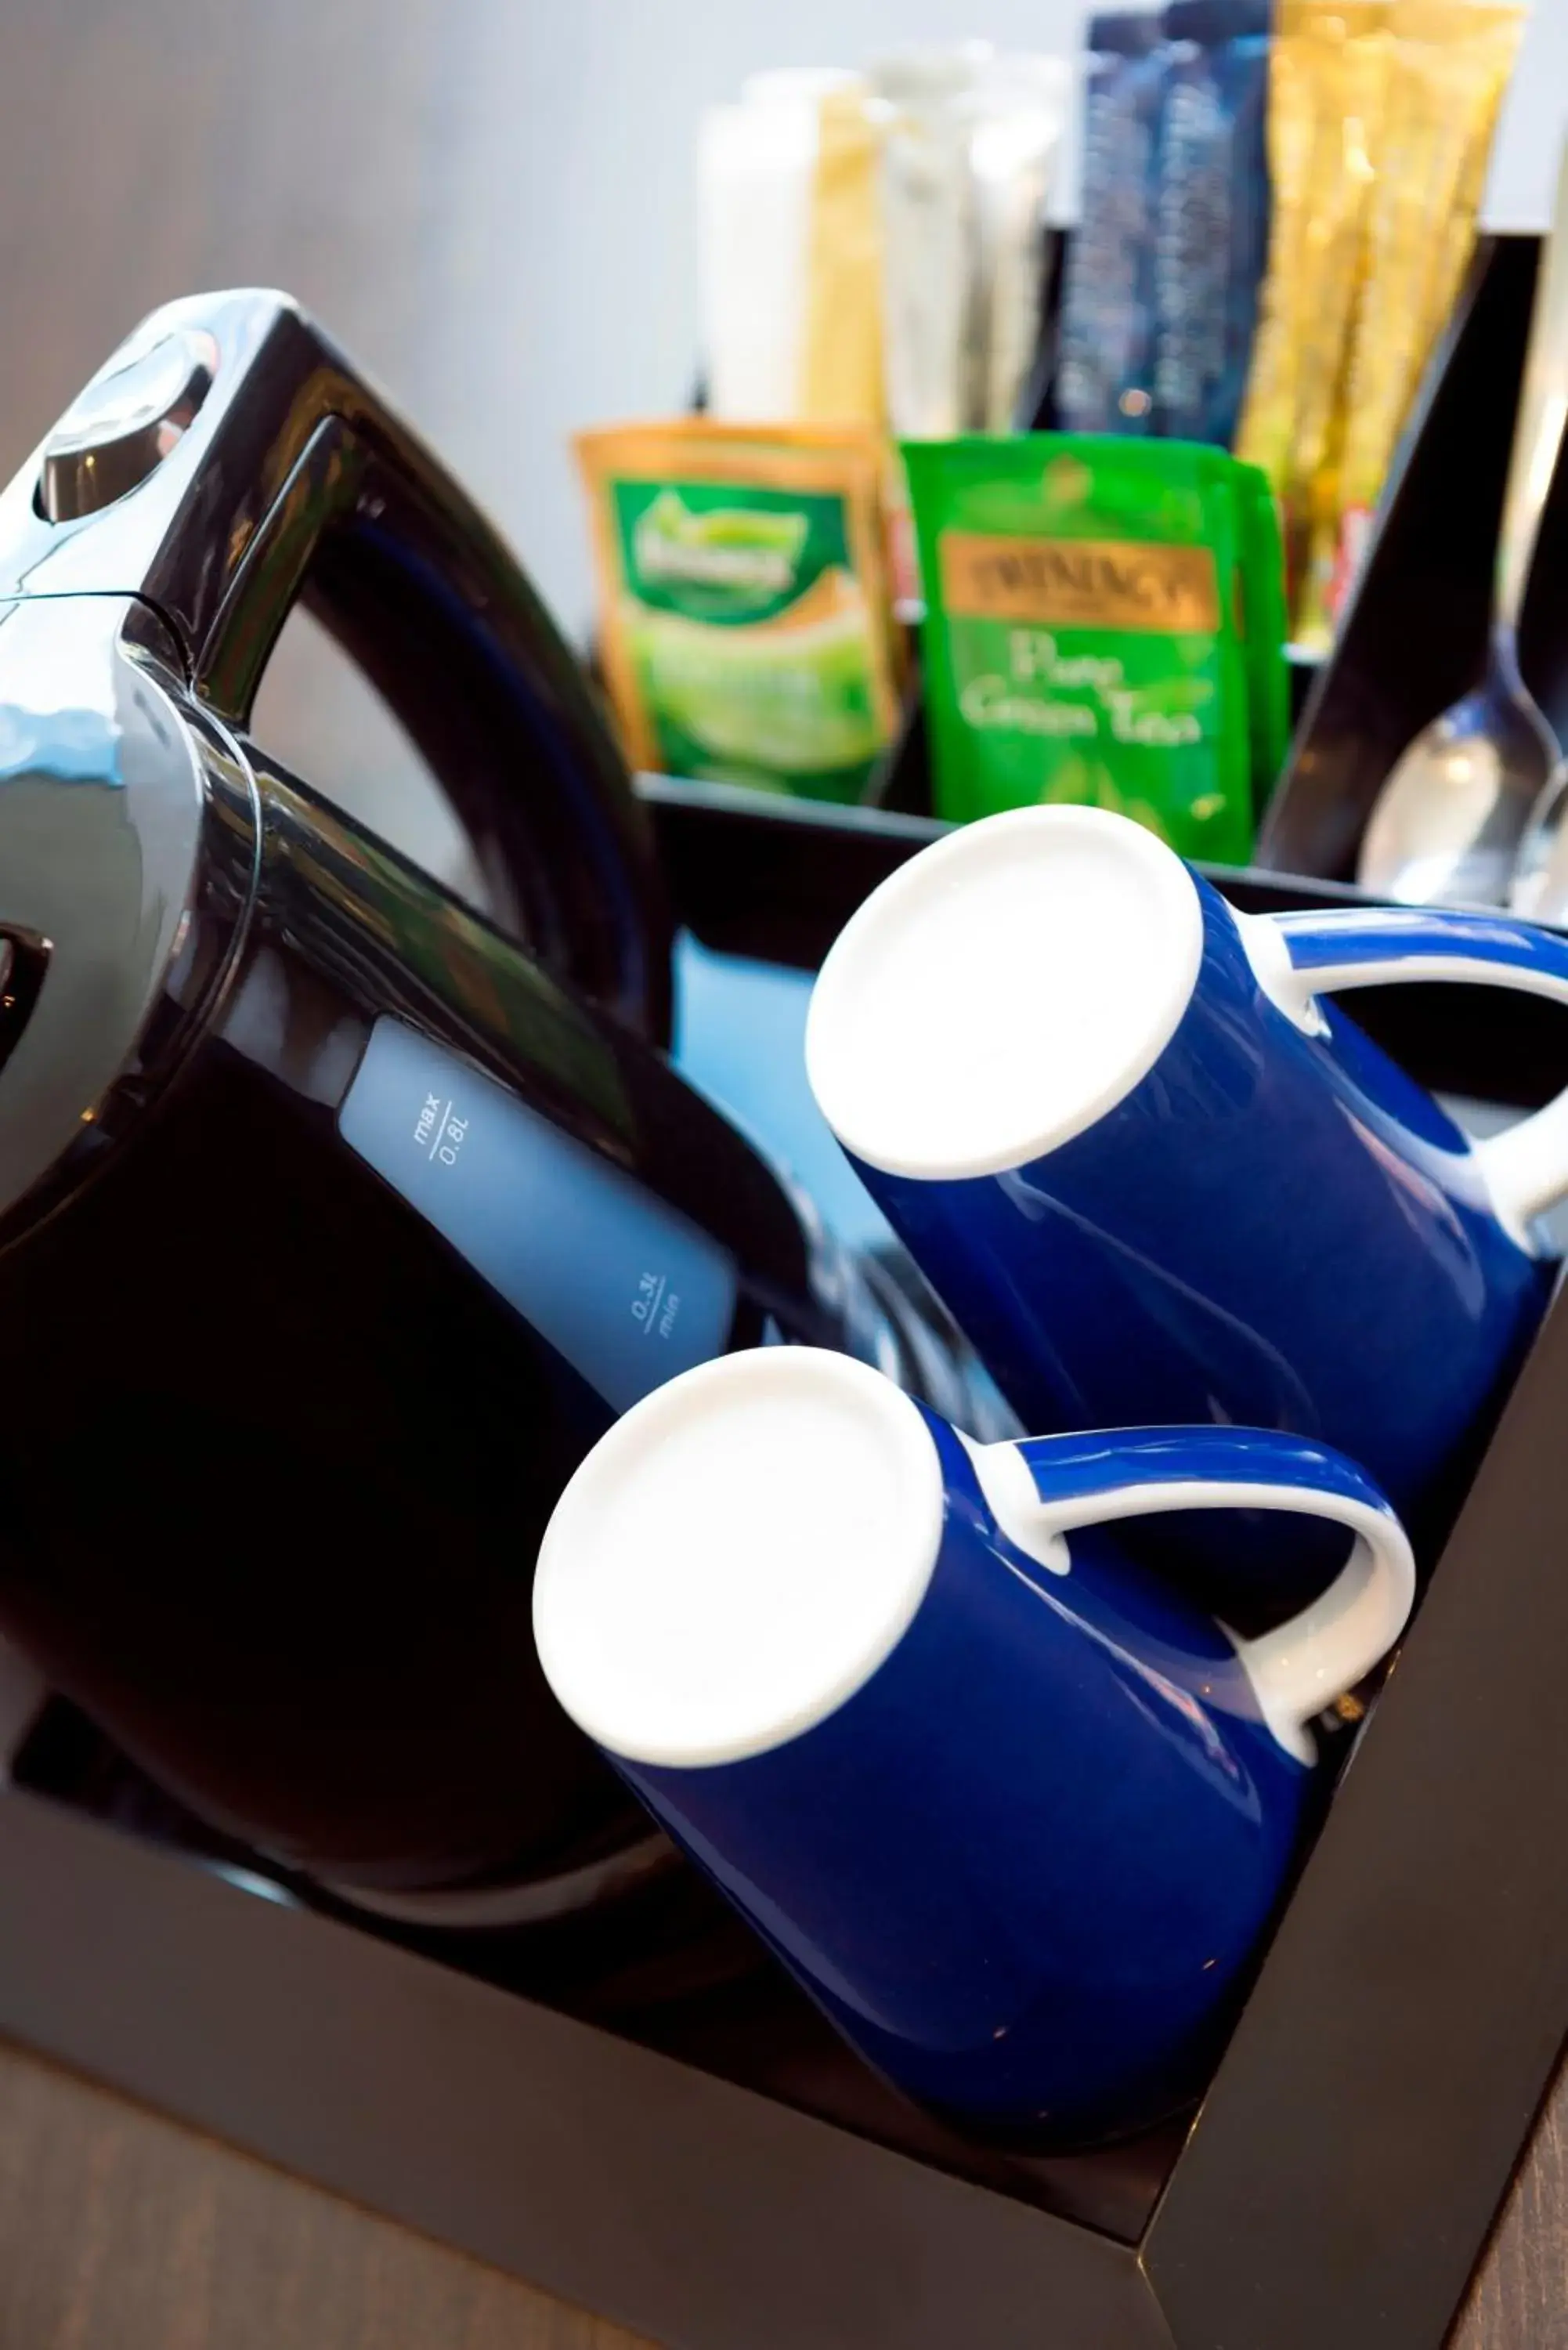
[902, 433, 1266, 862]
[1230, 453, 1291, 822]
[576, 420, 902, 804]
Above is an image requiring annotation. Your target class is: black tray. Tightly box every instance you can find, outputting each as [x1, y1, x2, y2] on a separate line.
[2, 776, 1567, 2350]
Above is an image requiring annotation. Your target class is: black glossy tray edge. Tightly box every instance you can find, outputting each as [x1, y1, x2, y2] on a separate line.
[1, 780, 1565, 2350]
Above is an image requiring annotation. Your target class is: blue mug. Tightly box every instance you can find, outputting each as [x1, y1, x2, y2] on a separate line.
[805, 806, 1566, 1567]
[533, 1347, 1414, 2146]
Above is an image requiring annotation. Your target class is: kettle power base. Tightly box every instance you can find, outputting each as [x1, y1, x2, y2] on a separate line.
[0, 785, 1564, 2350]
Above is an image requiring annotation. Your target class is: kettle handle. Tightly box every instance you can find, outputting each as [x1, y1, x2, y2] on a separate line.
[7, 289, 671, 1039]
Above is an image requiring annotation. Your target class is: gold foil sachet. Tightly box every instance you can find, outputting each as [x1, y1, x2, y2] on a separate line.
[1236, 1, 1392, 617]
[1312, 0, 1523, 635]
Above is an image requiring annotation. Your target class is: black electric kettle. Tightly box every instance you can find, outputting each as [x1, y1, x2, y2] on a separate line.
[0, 291, 959, 1926]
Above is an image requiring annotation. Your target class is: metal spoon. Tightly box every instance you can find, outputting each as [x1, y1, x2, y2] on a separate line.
[1357, 134, 1568, 907]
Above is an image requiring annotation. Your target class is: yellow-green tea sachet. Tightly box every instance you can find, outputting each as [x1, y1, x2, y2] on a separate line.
[576, 420, 902, 804]
[902, 434, 1272, 863]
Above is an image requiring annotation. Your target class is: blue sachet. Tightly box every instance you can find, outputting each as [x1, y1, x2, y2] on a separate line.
[1152, 0, 1273, 448]
[1056, 9, 1166, 436]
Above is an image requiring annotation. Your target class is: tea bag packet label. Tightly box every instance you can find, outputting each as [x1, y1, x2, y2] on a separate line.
[1237, 6, 1390, 529]
[1057, 10, 1166, 434]
[938, 533, 1223, 632]
[800, 81, 886, 429]
[612, 479, 885, 798]
[875, 52, 976, 439]
[961, 53, 1073, 432]
[1316, 0, 1524, 633]
[1235, 0, 1398, 634]
[576, 422, 901, 804]
[905, 435, 1254, 860]
[1153, 0, 1274, 447]
[697, 68, 862, 424]
[620, 483, 829, 624]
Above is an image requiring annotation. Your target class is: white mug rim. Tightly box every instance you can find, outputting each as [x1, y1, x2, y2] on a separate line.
[533, 1349, 946, 1770]
[804, 806, 1207, 1181]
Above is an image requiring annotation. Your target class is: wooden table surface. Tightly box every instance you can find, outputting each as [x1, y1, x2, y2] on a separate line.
[0, 2037, 653, 2350]
[0, 2, 1560, 2344]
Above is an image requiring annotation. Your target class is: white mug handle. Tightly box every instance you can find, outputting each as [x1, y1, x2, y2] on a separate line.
[966, 1423, 1416, 1766]
[1241, 902, 1568, 1243]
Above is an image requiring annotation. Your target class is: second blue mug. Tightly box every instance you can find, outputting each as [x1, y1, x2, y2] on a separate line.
[533, 1347, 1414, 2146]
[805, 806, 1566, 1558]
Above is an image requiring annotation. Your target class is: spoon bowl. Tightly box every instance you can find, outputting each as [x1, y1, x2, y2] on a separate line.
[1357, 659, 1559, 905]
[1356, 133, 1568, 908]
